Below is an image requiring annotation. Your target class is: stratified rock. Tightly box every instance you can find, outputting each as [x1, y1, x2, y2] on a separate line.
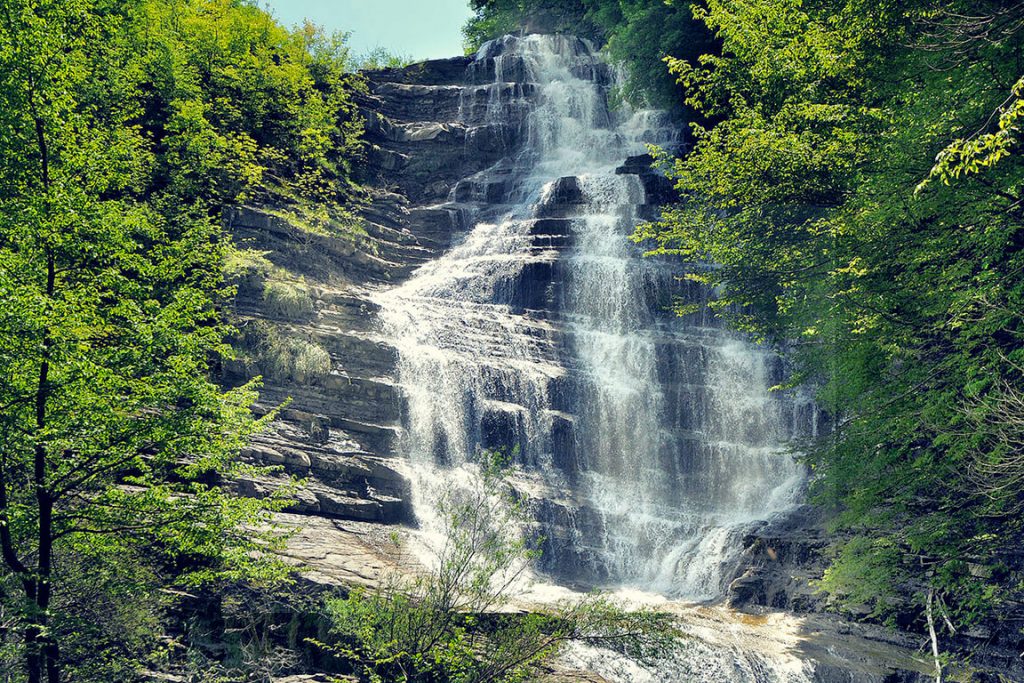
[273, 513, 408, 588]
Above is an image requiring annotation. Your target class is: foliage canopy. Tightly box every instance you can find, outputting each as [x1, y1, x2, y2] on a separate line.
[635, 0, 1024, 645]
[0, 0, 367, 679]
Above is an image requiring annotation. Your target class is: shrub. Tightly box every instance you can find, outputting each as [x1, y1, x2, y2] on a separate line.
[224, 247, 274, 278]
[356, 47, 414, 70]
[312, 453, 678, 682]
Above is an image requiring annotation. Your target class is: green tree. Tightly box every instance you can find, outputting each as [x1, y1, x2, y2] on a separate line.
[463, 0, 597, 51]
[587, 0, 715, 109]
[636, 0, 1024, 663]
[0, 0, 370, 679]
[132, 0, 367, 213]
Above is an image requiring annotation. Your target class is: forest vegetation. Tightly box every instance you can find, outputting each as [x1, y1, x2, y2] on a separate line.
[0, 0, 365, 679]
[3, 0, 1024, 679]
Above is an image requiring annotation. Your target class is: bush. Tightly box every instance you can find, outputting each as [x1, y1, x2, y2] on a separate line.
[224, 247, 274, 278]
[356, 47, 414, 71]
[234, 320, 332, 385]
[312, 454, 677, 682]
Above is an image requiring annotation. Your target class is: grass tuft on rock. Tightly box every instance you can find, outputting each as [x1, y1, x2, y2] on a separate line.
[264, 336, 332, 384]
[263, 279, 315, 320]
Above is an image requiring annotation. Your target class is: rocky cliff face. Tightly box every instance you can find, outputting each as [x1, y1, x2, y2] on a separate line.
[220, 54, 534, 523]
[216, 38, 1012, 682]
[221, 42, 687, 554]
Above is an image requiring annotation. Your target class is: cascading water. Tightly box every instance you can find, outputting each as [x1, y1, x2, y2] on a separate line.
[373, 34, 813, 601]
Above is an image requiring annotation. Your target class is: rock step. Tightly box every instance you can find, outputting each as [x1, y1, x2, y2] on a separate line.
[369, 141, 523, 203]
[365, 56, 477, 86]
[234, 472, 410, 525]
[316, 331, 397, 378]
[360, 194, 410, 229]
[405, 205, 475, 245]
[255, 376, 400, 426]
[228, 206, 417, 284]
[363, 86, 464, 125]
[253, 408, 400, 461]
[365, 81, 538, 128]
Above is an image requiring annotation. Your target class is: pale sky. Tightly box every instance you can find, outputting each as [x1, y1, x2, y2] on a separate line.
[260, 0, 475, 61]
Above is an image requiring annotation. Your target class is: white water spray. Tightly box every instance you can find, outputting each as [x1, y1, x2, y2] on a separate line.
[373, 34, 811, 601]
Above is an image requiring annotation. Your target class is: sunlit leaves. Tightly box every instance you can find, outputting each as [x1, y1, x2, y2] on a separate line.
[643, 0, 1024, 629]
[920, 75, 1024, 190]
[0, 0, 358, 676]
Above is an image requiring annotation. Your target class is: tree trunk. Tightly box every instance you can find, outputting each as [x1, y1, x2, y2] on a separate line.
[24, 626, 41, 683]
[22, 622, 58, 683]
[37, 493, 57, 683]
[44, 638, 59, 683]
[926, 588, 942, 683]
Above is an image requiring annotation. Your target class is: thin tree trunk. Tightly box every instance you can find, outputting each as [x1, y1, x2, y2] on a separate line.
[33, 260, 58, 683]
[36, 492, 56, 683]
[926, 588, 942, 683]
[25, 626, 41, 683]
[44, 638, 59, 683]
[31, 98, 58, 683]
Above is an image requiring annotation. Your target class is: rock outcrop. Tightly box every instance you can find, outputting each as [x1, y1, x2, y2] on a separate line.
[724, 506, 1024, 680]
[221, 42, 682, 539]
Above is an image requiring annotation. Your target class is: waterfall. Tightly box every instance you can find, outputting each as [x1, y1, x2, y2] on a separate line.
[373, 34, 812, 600]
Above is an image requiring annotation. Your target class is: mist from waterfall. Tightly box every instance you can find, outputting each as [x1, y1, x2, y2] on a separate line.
[373, 34, 813, 601]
